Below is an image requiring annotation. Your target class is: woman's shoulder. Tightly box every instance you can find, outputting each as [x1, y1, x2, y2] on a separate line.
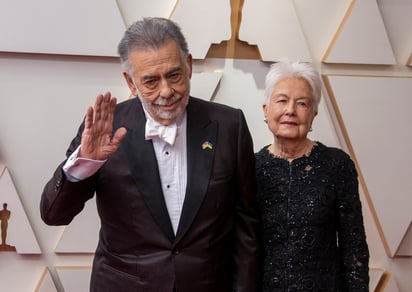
[255, 144, 271, 158]
[315, 141, 351, 159]
[255, 145, 272, 165]
[313, 141, 356, 172]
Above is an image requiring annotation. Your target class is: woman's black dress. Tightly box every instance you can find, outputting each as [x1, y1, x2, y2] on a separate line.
[255, 142, 369, 291]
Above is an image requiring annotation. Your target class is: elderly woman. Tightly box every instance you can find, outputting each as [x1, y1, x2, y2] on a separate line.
[256, 60, 369, 291]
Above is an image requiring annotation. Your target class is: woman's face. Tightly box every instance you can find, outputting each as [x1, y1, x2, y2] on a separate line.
[263, 76, 317, 141]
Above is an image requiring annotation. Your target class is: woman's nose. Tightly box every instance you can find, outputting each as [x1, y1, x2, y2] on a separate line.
[285, 101, 296, 114]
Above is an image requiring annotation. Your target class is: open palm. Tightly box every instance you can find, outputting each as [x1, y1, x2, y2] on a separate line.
[79, 92, 127, 160]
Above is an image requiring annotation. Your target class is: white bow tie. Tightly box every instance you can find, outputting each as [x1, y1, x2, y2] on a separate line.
[145, 118, 177, 145]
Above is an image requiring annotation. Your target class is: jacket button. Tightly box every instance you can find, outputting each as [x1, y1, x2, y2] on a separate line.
[172, 250, 180, 255]
[54, 180, 61, 192]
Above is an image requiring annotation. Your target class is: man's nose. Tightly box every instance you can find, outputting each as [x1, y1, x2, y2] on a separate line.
[159, 79, 174, 97]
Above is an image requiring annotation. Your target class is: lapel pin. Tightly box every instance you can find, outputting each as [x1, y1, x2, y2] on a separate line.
[202, 141, 213, 150]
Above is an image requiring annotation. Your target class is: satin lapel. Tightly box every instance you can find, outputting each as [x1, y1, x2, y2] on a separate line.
[175, 102, 217, 243]
[120, 101, 175, 242]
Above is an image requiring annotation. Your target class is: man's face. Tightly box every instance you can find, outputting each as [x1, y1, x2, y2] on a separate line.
[124, 40, 192, 125]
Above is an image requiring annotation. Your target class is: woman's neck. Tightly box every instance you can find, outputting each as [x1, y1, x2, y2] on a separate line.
[269, 138, 314, 161]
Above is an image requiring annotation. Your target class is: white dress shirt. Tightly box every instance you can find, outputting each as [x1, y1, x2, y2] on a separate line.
[146, 111, 187, 234]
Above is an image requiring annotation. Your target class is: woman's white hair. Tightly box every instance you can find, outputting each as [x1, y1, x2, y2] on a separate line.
[264, 60, 322, 111]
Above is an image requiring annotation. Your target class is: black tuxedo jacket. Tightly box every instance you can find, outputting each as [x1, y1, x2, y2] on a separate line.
[41, 97, 260, 292]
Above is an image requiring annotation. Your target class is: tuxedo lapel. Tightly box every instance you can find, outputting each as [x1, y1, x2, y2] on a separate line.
[175, 99, 217, 243]
[120, 100, 175, 242]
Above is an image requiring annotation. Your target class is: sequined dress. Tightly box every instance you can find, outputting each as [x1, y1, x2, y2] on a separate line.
[255, 142, 369, 292]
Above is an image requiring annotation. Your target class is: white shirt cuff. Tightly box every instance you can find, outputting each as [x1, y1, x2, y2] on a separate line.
[63, 146, 106, 182]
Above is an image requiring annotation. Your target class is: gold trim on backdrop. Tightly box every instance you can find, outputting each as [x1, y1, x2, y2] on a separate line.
[169, 0, 179, 19]
[34, 268, 51, 292]
[375, 270, 392, 292]
[322, 0, 355, 63]
[369, 267, 391, 292]
[407, 53, 412, 67]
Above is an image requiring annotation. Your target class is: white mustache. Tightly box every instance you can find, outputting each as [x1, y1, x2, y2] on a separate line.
[154, 93, 182, 106]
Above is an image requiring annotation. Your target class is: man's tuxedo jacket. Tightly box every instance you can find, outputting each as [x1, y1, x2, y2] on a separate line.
[41, 97, 260, 292]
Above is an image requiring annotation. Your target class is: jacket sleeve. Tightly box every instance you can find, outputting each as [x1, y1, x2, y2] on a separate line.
[232, 109, 261, 292]
[40, 122, 96, 225]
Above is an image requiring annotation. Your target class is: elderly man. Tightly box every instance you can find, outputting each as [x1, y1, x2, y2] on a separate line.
[41, 17, 260, 292]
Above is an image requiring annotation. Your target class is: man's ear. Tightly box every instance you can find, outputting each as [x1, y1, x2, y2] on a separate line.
[123, 72, 138, 96]
[187, 54, 193, 79]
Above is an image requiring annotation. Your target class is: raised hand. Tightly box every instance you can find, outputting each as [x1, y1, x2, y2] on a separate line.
[79, 92, 127, 160]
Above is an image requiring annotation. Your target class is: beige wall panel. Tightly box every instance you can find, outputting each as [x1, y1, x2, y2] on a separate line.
[171, 0, 231, 60]
[378, 0, 412, 65]
[56, 266, 92, 292]
[293, 0, 351, 61]
[308, 97, 341, 149]
[36, 268, 57, 292]
[116, 0, 177, 27]
[0, 253, 47, 292]
[326, 75, 412, 257]
[324, 0, 396, 64]
[396, 223, 412, 256]
[0, 0, 124, 56]
[190, 72, 223, 101]
[389, 258, 412, 292]
[239, 0, 312, 62]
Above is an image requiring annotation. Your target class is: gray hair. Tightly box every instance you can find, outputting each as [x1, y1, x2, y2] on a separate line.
[118, 17, 189, 74]
[264, 60, 322, 111]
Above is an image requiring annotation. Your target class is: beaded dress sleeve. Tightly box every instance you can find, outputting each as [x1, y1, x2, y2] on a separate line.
[334, 151, 369, 291]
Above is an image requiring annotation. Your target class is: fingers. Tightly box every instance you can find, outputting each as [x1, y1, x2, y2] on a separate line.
[91, 92, 118, 128]
[82, 92, 122, 156]
[82, 92, 117, 142]
[84, 106, 94, 130]
[106, 96, 117, 126]
[112, 127, 127, 145]
[93, 92, 111, 123]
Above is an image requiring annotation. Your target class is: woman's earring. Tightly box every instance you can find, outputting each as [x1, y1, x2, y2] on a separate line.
[264, 119, 268, 124]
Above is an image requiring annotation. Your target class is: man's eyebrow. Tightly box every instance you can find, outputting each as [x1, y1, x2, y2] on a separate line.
[141, 74, 158, 81]
[141, 67, 181, 81]
[166, 67, 182, 75]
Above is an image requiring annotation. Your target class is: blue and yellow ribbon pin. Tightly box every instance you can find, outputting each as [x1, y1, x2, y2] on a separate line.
[202, 141, 213, 150]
